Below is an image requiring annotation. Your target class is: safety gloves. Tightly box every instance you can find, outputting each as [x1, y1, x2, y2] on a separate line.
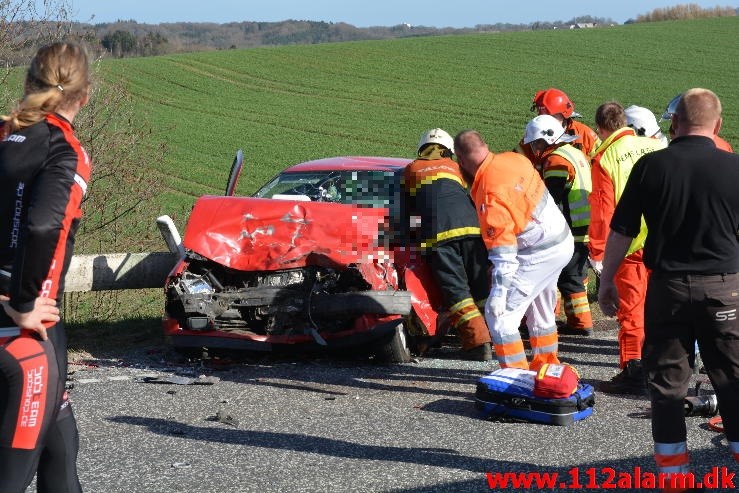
[486, 286, 508, 318]
[589, 257, 603, 276]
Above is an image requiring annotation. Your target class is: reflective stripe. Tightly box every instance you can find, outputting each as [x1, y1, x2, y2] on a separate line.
[530, 342, 558, 355]
[456, 310, 482, 327]
[421, 226, 481, 249]
[518, 225, 571, 255]
[408, 172, 465, 196]
[449, 297, 474, 313]
[0, 268, 10, 278]
[521, 192, 551, 235]
[74, 173, 88, 195]
[542, 169, 570, 180]
[551, 145, 591, 229]
[654, 441, 690, 472]
[489, 244, 517, 257]
[654, 442, 687, 455]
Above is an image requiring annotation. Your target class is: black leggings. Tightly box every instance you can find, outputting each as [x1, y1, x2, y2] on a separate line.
[0, 324, 81, 493]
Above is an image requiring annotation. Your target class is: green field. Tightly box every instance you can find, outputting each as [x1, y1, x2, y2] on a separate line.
[101, 16, 738, 222]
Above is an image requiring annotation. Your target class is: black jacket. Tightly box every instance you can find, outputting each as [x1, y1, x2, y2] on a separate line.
[0, 114, 91, 318]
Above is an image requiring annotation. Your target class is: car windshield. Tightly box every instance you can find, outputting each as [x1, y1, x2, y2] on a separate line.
[254, 170, 401, 210]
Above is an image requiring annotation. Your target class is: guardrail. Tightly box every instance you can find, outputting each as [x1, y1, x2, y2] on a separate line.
[64, 215, 182, 292]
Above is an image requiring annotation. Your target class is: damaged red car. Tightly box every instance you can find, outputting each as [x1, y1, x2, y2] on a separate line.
[162, 153, 446, 362]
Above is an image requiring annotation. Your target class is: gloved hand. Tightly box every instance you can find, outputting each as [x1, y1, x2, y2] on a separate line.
[486, 286, 508, 318]
[589, 257, 603, 276]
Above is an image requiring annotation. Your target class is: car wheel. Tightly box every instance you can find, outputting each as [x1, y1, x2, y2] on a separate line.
[374, 324, 412, 364]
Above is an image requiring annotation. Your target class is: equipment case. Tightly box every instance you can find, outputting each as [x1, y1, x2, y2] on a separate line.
[475, 368, 595, 426]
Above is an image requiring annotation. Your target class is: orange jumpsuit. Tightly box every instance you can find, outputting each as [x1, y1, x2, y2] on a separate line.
[470, 151, 573, 370]
[714, 134, 733, 152]
[566, 119, 601, 157]
[590, 128, 666, 367]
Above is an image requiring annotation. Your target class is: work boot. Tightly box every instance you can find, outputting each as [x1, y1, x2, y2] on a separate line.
[556, 321, 593, 337]
[599, 359, 647, 395]
[462, 342, 493, 361]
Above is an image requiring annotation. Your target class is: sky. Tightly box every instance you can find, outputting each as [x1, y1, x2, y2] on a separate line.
[66, 0, 737, 27]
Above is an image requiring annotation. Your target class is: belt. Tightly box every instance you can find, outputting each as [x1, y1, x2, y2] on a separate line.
[0, 327, 21, 337]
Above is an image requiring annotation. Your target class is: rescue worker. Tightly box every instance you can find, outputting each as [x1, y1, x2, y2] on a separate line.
[522, 115, 593, 336]
[403, 128, 493, 361]
[624, 105, 669, 147]
[454, 130, 573, 371]
[660, 93, 733, 152]
[589, 102, 666, 395]
[516, 88, 601, 163]
[599, 88, 738, 489]
[1, 42, 90, 493]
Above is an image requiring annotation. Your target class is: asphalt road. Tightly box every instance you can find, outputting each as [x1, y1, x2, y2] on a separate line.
[56, 317, 735, 493]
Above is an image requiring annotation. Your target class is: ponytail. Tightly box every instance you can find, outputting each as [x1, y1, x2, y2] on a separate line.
[2, 42, 90, 134]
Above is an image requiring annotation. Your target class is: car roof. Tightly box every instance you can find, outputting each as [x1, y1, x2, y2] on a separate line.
[282, 156, 411, 173]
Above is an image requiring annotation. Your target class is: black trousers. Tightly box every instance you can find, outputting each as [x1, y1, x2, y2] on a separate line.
[429, 237, 490, 308]
[643, 272, 739, 445]
[0, 323, 82, 493]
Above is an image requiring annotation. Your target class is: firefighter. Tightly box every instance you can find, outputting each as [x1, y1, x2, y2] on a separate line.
[660, 93, 733, 152]
[624, 105, 669, 147]
[523, 115, 593, 336]
[589, 102, 666, 395]
[454, 130, 573, 371]
[516, 88, 601, 160]
[403, 128, 493, 361]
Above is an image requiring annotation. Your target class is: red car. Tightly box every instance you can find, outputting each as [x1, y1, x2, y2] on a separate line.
[162, 153, 445, 362]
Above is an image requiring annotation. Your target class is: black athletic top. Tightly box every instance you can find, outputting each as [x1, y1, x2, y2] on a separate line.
[0, 114, 91, 318]
[611, 135, 739, 274]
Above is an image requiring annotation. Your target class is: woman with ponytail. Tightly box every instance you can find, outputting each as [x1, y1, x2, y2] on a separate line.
[0, 41, 91, 493]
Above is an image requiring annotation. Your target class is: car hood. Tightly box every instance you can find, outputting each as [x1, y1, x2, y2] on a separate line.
[182, 196, 390, 271]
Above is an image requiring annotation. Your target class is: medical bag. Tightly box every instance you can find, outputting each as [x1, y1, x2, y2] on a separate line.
[475, 367, 595, 426]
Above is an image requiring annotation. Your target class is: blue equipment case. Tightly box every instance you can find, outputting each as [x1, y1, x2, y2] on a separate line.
[475, 368, 595, 426]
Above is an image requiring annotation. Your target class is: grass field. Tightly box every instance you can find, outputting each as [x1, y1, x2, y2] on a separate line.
[101, 16, 738, 224]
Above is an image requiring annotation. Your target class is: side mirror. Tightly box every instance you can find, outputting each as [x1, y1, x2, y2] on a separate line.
[225, 149, 244, 196]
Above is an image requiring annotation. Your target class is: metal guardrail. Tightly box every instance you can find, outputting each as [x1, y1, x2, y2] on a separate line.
[64, 215, 183, 292]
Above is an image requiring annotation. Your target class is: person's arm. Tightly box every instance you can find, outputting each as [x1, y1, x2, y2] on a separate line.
[588, 157, 616, 262]
[597, 231, 632, 317]
[480, 194, 519, 316]
[542, 155, 572, 206]
[1, 295, 60, 340]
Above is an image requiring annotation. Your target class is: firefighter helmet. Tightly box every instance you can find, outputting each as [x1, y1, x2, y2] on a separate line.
[523, 115, 577, 145]
[660, 94, 681, 122]
[531, 88, 582, 119]
[418, 128, 454, 154]
[625, 105, 661, 138]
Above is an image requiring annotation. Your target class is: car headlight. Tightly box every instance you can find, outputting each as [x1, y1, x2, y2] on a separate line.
[181, 276, 214, 295]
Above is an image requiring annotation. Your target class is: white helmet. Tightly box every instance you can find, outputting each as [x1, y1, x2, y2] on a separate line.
[660, 94, 681, 122]
[625, 105, 661, 138]
[418, 128, 454, 154]
[523, 115, 577, 145]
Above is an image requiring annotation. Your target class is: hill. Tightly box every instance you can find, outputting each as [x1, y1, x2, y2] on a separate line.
[96, 16, 737, 228]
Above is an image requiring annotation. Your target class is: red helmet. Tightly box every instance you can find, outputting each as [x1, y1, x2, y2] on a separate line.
[531, 88, 580, 119]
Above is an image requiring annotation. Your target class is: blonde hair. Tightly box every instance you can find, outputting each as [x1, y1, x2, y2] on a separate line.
[2, 42, 90, 134]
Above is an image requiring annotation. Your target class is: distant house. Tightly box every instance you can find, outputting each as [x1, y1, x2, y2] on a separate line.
[569, 22, 597, 29]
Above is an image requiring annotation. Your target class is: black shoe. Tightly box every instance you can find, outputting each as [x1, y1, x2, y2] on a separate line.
[557, 323, 593, 337]
[462, 342, 493, 361]
[599, 360, 646, 395]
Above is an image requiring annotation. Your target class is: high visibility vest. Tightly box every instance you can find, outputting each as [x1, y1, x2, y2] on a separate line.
[592, 130, 666, 255]
[550, 144, 592, 242]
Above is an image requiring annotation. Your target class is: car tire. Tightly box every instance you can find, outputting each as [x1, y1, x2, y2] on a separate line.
[374, 324, 412, 364]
